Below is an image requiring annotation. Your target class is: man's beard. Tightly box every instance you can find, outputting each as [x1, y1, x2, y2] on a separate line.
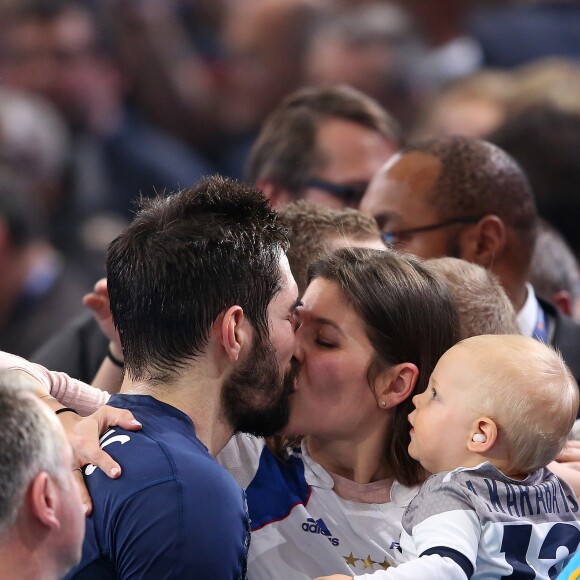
[221, 332, 298, 437]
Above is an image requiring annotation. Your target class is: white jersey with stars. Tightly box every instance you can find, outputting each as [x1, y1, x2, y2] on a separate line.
[218, 434, 418, 579]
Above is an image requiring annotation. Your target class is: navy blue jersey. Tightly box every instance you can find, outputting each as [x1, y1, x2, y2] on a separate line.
[66, 395, 249, 580]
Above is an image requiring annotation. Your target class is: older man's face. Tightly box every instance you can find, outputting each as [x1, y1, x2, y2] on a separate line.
[49, 418, 86, 576]
[302, 117, 398, 209]
[360, 151, 463, 259]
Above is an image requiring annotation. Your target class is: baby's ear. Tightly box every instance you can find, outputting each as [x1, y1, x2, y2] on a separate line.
[467, 417, 497, 453]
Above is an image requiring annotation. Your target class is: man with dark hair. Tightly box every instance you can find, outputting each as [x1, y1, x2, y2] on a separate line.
[67, 176, 300, 578]
[247, 84, 401, 208]
[360, 135, 580, 390]
[33, 84, 400, 381]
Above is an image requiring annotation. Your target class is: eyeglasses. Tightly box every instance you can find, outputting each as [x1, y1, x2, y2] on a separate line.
[304, 177, 368, 204]
[382, 215, 483, 245]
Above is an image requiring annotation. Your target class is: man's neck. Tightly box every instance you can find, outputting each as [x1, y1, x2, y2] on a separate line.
[493, 258, 529, 313]
[510, 283, 530, 314]
[120, 369, 233, 457]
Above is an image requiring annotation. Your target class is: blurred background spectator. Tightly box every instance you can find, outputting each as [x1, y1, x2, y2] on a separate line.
[490, 104, 580, 260]
[469, 0, 580, 68]
[304, 2, 426, 130]
[0, 0, 578, 356]
[529, 219, 580, 323]
[0, 0, 212, 268]
[412, 70, 516, 140]
[0, 171, 88, 358]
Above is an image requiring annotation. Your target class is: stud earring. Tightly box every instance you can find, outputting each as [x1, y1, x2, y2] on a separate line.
[380, 401, 386, 408]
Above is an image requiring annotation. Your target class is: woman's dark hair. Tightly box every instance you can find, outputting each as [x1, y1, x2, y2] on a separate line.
[309, 247, 461, 486]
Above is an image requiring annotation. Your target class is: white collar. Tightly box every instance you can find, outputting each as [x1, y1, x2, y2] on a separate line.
[516, 283, 539, 337]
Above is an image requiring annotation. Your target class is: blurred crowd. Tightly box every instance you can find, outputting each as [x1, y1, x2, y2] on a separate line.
[1, 0, 580, 359]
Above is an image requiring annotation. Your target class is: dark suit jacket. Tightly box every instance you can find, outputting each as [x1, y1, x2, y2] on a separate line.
[32, 312, 108, 384]
[539, 297, 580, 415]
[0, 265, 90, 360]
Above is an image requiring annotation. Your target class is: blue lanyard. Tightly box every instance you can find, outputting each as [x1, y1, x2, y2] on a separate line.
[533, 303, 549, 343]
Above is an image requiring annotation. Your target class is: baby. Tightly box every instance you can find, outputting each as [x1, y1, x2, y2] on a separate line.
[316, 335, 580, 579]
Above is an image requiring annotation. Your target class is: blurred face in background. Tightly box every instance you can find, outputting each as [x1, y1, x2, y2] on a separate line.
[0, 6, 119, 129]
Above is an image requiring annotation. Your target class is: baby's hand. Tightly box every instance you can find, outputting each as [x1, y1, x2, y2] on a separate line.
[83, 278, 121, 352]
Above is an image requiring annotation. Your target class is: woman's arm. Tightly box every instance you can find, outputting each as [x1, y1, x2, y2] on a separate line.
[0, 355, 139, 514]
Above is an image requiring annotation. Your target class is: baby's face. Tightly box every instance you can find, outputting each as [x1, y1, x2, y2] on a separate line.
[408, 344, 483, 474]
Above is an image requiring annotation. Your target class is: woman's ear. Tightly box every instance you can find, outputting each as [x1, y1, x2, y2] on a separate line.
[220, 305, 247, 363]
[467, 417, 498, 453]
[377, 363, 419, 409]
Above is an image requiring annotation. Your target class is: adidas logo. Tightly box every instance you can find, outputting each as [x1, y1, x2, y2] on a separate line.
[301, 518, 340, 546]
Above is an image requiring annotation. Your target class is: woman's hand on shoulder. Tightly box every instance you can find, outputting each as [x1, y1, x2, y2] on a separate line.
[60, 405, 142, 515]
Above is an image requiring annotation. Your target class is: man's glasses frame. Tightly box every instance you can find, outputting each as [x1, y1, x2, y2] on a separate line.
[381, 215, 484, 245]
[304, 177, 368, 204]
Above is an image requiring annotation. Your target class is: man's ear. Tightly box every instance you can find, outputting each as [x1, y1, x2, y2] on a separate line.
[220, 305, 249, 363]
[459, 215, 506, 268]
[467, 417, 498, 453]
[551, 290, 573, 318]
[256, 180, 293, 209]
[376, 363, 419, 409]
[29, 472, 61, 530]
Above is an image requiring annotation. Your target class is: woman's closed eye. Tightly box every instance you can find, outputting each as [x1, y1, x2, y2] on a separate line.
[315, 337, 337, 349]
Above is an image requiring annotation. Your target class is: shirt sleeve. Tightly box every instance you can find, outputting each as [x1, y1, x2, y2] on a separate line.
[0, 350, 110, 415]
[355, 553, 470, 580]
[398, 476, 482, 577]
[217, 433, 266, 490]
[40, 365, 110, 415]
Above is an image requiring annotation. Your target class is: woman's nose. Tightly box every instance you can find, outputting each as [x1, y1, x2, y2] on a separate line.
[293, 332, 305, 363]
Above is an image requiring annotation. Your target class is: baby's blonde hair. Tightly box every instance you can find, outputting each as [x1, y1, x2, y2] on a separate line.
[458, 335, 578, 473]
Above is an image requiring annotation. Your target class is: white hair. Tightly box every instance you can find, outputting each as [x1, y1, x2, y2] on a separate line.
[0, 371, 68, 536]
